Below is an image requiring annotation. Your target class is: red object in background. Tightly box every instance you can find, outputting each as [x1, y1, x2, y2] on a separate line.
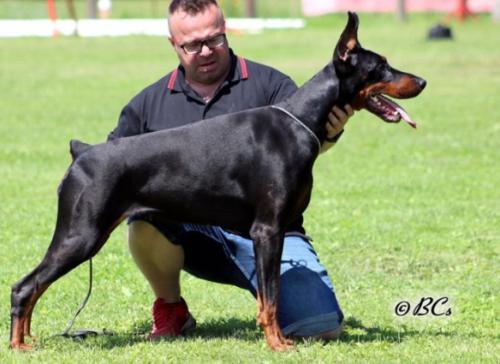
[47, 0, 59, 37]
[301, 0, 494, 15]
[454, 0, 474, 20]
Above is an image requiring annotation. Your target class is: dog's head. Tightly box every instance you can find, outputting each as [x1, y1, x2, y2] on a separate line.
[333, 12, 426, 128]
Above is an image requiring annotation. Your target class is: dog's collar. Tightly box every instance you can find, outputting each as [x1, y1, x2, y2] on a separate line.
[270, 105, 322, 152]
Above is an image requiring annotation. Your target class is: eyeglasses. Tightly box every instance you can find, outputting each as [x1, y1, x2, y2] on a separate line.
[179, 33, 226, 55]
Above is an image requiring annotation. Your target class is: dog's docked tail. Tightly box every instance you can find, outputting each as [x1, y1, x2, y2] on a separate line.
[70, 139, 91, 160]
[57, 139, 92, 195]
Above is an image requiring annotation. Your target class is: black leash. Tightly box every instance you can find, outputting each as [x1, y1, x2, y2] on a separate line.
[55, 259, 114, 339]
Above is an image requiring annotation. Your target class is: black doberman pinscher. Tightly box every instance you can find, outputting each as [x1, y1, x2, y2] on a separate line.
[10, 12, 425, 351]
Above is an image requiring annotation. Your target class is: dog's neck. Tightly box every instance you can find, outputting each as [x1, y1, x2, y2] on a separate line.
[281, 63, 351, 142]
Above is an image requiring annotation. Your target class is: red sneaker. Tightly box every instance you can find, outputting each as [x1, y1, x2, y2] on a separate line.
[150, 297, 196, 339]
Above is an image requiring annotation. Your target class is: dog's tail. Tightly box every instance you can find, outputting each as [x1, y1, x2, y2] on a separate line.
[69, 139, 92, 160]
[57, 139, 93, 196]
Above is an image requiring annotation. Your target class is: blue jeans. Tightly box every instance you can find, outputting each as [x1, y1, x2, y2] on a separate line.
[130, 215, 344, 336]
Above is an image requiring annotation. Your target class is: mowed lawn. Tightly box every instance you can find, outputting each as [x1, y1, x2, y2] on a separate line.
[0, 13, 498, 363]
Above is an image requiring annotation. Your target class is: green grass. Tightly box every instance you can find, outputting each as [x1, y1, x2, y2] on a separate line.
[1, 13, 499, 363]
[0, 0, 302, 19]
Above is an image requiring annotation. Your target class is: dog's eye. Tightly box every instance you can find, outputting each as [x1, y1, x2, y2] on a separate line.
[376, 62, 388, 72]
[372, 63, 389, 78]
[366, 64, 384, 81]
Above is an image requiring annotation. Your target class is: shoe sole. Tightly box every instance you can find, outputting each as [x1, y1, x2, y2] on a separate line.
[149, 314, 197, 341]
[181, 314, 196, 335]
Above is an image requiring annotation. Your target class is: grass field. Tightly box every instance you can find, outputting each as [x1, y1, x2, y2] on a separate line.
[0, 0, 302, 19]
[0, 13, 499, 363]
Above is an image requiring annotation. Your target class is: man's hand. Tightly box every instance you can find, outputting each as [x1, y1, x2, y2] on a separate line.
[326, 105, 353, 141]
[321, 104, 354, 153]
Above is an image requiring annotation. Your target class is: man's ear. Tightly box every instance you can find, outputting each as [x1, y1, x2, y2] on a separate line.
[333, 12, 360, 62]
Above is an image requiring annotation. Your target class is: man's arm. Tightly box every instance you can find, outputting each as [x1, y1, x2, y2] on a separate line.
[107, 101, 144, 141]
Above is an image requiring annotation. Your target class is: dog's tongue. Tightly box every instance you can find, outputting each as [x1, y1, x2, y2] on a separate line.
[396, 104, 417, 129]
[384, 96, 417, 129]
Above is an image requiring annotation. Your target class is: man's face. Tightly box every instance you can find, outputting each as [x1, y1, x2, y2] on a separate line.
[168, 4, 230, 85]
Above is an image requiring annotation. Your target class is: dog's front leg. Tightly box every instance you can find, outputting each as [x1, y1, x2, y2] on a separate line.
[250, 222, 294, 351]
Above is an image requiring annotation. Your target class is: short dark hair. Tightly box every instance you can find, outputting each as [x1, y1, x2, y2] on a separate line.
[169, 0, 219, 15]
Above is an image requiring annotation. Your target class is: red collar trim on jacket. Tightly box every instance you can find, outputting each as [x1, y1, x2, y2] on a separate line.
[167, 68, 178, 90]
[238, 56, 248, 80]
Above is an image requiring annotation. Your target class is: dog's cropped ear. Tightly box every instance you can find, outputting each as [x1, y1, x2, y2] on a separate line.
[333, 12, 360, 64]
[70, 139, 91, 160]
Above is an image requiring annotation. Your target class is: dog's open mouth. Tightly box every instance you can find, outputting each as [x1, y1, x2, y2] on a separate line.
[366, 94, 417, 128]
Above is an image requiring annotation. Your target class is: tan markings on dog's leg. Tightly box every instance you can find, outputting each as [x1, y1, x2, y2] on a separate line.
[23, 306, 34, 339]
[257, 294, 294, 351]
[10, 317, 32, 350]
[17, 283, 49, 348]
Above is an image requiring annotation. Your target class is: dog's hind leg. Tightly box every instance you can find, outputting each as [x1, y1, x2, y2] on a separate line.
[10, 180, 128, 350]
[10, 221, 124, 350]
[250, 221, 294, 351]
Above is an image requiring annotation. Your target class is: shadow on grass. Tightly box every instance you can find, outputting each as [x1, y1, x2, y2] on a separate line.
[130, 317, 260, 340]
[42, 317, 261, 349]
[192, 317, 261, 341]
[339, 316, 420, 343]
[42, 316, 430, 349]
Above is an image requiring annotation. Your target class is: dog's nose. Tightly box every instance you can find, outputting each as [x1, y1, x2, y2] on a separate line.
[417, 78, 427, 90]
